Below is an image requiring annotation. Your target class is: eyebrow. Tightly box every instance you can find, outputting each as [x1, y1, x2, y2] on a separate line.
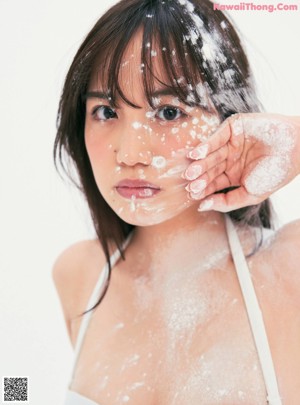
[84, 91, 109, 100]
[84, 88, 179, 101]
[151, 88, 179, 98]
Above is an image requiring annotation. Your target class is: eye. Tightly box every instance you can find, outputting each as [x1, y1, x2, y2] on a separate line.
[156, 106, 185, 121]
[92, 105, 117, 121]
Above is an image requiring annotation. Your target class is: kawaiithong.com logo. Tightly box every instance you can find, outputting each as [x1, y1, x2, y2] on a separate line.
[213, 2, 298, 11]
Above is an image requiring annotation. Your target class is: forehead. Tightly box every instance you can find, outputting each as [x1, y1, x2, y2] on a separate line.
[88, 29, 174, 93]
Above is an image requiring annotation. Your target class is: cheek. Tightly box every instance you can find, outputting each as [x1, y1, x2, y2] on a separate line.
[85, 130, 114, 172]
[153, 111, 220, 153]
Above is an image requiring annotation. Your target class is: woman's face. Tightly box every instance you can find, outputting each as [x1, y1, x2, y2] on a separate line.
[85, 34, 220, 226]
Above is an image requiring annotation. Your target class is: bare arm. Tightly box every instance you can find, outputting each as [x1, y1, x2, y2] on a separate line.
[52, 239, 106, 348]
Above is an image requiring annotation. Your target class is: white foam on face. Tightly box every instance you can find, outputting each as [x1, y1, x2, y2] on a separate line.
[151, 50, 157, 57]
[146, 111, 155, 118]
[143, 124, 153, 132]
[132, 121, 142, 129]
[130, 196, 136, 212]
[171, 127, 179, 134]
[152, 155, 167, 169]
[113, 322, 124, 330]
[159, 164, 187, 178]
[112, 147, 192, 226]
[141, 188, 155, 197]
[151, 97, 161, 107]
[138, 168, 146, 180]
[190, 130, 196, 138]
[186, 106, 194, 113]
[172, 97, 180, 106]
[201, 114, 220, 127]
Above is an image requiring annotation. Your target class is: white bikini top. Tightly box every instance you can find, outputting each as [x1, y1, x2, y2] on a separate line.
[64, 214, 282, 405]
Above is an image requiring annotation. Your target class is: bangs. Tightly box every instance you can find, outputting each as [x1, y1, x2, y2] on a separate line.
[90, 2, 217, 113]
[77, 0, 259, 119]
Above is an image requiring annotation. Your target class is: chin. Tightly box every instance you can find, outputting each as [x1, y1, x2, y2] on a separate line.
[113, 205, 190, 227]
[115, 212, 168, 226]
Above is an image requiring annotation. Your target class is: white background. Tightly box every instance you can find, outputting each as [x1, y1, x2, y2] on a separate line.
[0, 1, 299, 404]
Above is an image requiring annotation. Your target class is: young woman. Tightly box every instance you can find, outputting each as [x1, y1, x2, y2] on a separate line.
[53, 0, 300, 403]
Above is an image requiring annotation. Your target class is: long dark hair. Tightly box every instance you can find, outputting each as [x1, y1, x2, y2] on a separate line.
[54, 0, 274, 316]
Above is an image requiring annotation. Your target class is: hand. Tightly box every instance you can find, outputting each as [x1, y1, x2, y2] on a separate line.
[183, 113, 300, 212]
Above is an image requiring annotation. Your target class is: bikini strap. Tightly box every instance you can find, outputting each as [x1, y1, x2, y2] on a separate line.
[69, 233, 133, 385]
[225, 214, 282, 405]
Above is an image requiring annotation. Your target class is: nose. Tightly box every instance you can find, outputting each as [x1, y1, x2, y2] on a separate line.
[116, 121, 153, 167]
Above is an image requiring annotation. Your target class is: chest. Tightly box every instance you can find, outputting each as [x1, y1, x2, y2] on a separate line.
[70, 264, 271, 404]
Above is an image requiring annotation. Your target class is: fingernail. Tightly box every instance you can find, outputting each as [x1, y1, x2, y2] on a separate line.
[184, 165, 202, 180]
[190, 190, 205, 200]
[187, 144, 208, 160]
[189, 179, 206, 194]
[198, 199, 214, 211]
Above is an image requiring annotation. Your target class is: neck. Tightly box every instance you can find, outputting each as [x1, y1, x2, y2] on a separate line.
[129, 206, 230, 275]
[136, 207, 226, 245]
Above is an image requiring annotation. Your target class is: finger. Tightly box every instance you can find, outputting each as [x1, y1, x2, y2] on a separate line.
[184, 144, 228, 180]
[198, 186, 261, 213]
[187, 117, 232, 160]
[187, 162, 228, 198]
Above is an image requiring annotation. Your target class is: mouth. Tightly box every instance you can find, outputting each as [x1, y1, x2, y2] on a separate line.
[115, 179, 161, 199]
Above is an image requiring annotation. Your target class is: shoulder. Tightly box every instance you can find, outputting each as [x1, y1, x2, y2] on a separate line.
[257, 219, 300, 302]
[255, 221, 300, 400]
[275, 218, 300, 284]
[272, 217, 300, 240]
[268, 218, 300, 262]
[52, 239, 106, 346]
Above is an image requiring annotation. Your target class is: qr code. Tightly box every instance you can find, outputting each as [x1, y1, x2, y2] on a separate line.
[2, 377, 29, 403]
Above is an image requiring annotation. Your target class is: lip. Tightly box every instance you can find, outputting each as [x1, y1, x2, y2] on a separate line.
[115, 179, 161, 199]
